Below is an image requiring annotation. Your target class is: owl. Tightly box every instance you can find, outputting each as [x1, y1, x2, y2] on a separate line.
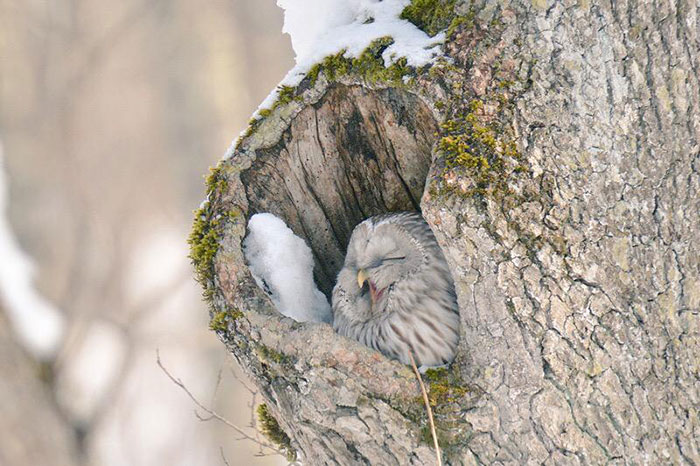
[332, 212, 460, 368]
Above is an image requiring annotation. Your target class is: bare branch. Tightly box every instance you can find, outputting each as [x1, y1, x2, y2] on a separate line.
[156, 349, 284, 457]
[224, 355, 264, 444]
[226, 355, 257, 395]
[210, 365, 224, 407]
[220, 447, 231, 466]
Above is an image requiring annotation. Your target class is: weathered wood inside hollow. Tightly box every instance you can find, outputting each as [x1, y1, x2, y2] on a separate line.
[241, 85, 437, 296]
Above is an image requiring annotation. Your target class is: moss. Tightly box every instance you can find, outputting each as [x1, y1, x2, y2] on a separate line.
[275, 85, 297, 106]
[240, 36, 426, 145]
[257, 344, 291, 365]
[209, 308, 244, 333]
[209, 311, 229, 332]
[422, 367, 469, 407]
[239, 116, 266, 146]
[351, 37, 412, 84]
[237, 86, 301, 147]
[188, 166, 240, 301]
[257, 403, 296, 462]
[428, 58, 461, 80]
[307, 37, 415, 88]
[317, 52, 352, 82]
[204, 164, 229, 196]
[418, 6, 532, 203]
[446, 11, 475, 37]
[437, 98, 526, 198]
[400, 0, 458, 37]
[262, 85, 302, 115]
[304, 51, 353, 86]
[307, 62, 323, 85]
[411, 367, 473, 454]
[189, 209, 215, 283]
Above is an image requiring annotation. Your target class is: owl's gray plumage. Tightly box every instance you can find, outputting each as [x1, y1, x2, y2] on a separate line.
[332, 212, 460, 368]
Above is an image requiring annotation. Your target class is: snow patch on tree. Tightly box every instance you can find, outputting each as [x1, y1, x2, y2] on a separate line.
[223, 0, 445, 155]
[278, 0, 444, 79]
[243, 213, 332, 324]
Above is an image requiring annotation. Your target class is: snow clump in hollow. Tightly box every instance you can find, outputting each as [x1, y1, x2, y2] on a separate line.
[243, 213, 332, 324]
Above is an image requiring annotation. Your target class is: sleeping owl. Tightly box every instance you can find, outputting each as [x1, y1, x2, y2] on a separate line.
[332, 212, 460, 368]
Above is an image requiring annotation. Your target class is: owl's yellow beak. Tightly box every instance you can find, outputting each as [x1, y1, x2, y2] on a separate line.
[357, 269, 369, 288]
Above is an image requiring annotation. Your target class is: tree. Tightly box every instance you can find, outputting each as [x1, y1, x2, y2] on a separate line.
[0, 309, 79, 466]
[192, 1, 699, 463]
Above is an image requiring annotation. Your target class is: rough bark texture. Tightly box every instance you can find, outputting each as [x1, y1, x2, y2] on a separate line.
[200, 1, 699, 464]
[0, 310, 79, 466]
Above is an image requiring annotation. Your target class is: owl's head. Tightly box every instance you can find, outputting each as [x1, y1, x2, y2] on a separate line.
[338, 216, 426, 313]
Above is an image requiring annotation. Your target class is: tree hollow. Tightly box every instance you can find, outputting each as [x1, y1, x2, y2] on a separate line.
[240, 84, 438, 297]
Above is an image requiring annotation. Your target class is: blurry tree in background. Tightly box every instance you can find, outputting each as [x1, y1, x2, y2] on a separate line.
[0, 0, 293, 464]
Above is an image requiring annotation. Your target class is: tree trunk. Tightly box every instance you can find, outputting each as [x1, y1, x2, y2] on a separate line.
[194, 1, 699, 464]
[0, 310, 79, 466]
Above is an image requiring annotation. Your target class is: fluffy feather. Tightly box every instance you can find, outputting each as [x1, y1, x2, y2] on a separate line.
[332, 212, 460, 368]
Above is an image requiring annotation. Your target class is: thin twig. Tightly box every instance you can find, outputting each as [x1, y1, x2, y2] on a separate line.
[408, 352, 442, 466]
[156, 349, 283, 457]
[226, 354, 258, 395]
[220, 447, 231, 466]
[226, 355, 262, 444]
[210, 365, 224, 407]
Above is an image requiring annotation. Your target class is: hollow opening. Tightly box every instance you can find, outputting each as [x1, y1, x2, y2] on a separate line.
[241, 84, 439, 298]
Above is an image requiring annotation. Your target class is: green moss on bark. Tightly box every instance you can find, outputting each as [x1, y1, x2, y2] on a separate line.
[438, 98, 526, 197]
[257, 403, 296, 461]
[308, 37, 415, 87]
[238, 37, 420, 147]
[256, 344, 291, 365]
[422, 367, 470, 407]
[275, 85, 298, 106]
[209, 308, 244, 333]
[400, 0, 458, 37]
[409, 367, 474, 455]
[188, 165, 240, 301]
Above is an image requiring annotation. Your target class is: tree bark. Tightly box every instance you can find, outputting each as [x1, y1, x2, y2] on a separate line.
[198, 1, 699, 464]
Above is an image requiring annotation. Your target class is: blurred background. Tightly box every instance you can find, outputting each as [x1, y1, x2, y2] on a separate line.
[0, 0, 293, 464]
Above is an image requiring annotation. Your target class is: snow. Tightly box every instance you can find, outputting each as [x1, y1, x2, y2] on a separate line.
[0, 141, 65, 359]
[278, 0, 444, 75]
[243, 213, 331, 323]
[224, 0, 444, 156]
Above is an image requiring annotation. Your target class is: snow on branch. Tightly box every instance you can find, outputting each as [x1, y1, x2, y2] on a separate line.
[240, 0, 445, 127]
[0, 141, 65, 358]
